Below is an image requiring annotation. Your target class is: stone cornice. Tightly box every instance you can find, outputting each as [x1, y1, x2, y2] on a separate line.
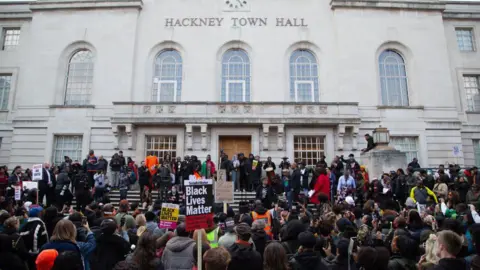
[0, 12, 32, 20]
[112, 101, 360, 106]
[330, 0, 446, 11]
[29, 0, 143, 11]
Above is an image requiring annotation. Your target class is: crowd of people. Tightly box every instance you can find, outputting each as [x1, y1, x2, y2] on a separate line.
[1, 141, 480, 270]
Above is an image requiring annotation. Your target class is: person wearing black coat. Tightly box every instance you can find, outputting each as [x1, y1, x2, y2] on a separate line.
[290, 163, 302, 204]
[90, 219, 131, 270]
[138, 161, 151, 203]
[392, 169, 407, 204]
[39, 163, 56, 207]
[289, 231, 329, 270]
[299, 162, 310, 195]
[0, 217, 29, 270]
[256, 178, 276, 209]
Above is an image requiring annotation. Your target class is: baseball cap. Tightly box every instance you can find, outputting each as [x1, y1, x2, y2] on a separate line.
[234, 223, 251, 238]
[36, 249, 59, 270]
[298, 231, 316, 249]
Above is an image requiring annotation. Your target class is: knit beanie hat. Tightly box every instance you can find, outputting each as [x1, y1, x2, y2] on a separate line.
[36, 249, 58, 270]
[29, 206, 43, 218]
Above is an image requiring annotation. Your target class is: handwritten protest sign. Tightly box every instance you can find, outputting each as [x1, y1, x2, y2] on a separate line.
[185, 179, 214, 231]
[32, 164, 43, 181]
[22, 181, 38, 191]
[159, 203, 180, 229]
[215, 169, 233, 203]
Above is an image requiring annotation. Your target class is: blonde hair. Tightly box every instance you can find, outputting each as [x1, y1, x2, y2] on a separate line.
[4, 217, 18, 230]
[425, 234, 439, 264]
[136, 214, 147, 227]
[51, 219, 77, 243]
[193, 229, 209, 245]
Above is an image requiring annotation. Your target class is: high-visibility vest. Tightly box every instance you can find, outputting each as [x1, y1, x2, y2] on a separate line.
[251, 211, 273, 237]
[207, 227, 220, 248]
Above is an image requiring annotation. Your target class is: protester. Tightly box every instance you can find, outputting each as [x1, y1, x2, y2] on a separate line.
[227, 222, 262, 270]
[204, 247, 231, 270]
[0, 216, 30, 270]
[161, 222, 196, 270]
[90, 219, 131, 270]
[264, 241, 289, 270]
[289, 231, 329, 270]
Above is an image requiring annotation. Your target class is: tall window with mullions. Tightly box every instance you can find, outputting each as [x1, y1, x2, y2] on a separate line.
[145, 136, 177, 160]
[289, 50, 319, 102]
[153, 50, 183, 102]
[293, 136, 325, 166]
[221, 49, 250, 102]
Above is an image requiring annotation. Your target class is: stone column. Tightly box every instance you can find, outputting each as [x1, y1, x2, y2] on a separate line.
[262, 124, 270, 151]
[185, 124, 193, 150]
[200, 124, 208, 151]
[352, 126, 359, 150]
[337, 125, 345, 150]
[277, 124, 284, 150]
[112, 124, 119, 150]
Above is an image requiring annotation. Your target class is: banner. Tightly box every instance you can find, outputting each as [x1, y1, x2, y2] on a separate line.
[14, 186, 21, 201]
[159, 203, 180, 229]
[185, 179, 214, 231]
[22, 181, 38, 191]
[215, 169, 233, 203]
[32, 164, 43, 181]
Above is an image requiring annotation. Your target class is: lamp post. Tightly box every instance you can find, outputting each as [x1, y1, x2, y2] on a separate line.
[372, 126, 395, 150]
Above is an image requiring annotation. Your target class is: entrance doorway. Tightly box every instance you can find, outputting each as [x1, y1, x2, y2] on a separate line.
[219, 136, 252, 160]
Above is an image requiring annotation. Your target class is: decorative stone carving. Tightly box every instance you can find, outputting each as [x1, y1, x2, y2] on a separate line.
[168, 105, 176, 114]
[185, 124, 193, 150]
[200, 124, 208, 150]
[112, 124, 119, 150]
[294, 105, 302, 114]
[125, 124, 134, 150]
[319, 105, 328, 114]
[352, 126, 359, 150]
[337, 125, 346, 150]
[156, 106, 163, 114]
[307, 106, 315, 114]
[143, 105, 151, 114]
[262, 124, 270, 151]
[218, 105, 226, 114]
[231, 105, 239, 113]
[277, 124, 285, 150]
[244, 105, 252, 114]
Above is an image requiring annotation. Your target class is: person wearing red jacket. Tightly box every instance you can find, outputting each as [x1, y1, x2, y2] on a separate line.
[310, 167, 330, 204]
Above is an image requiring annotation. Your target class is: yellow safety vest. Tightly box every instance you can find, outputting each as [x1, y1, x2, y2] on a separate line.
[207, 227, 220, 248]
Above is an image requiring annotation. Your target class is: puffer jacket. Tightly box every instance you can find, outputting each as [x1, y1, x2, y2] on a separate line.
[388, 255, 417, 270]
[0, 227, 29, 270]
[161, 236, 195, 270]
[227, 241, 263, 270]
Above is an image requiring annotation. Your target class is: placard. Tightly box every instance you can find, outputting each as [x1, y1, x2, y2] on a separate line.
[32, 164, 43, 181]
[185, 179, 214, 231]
[22, 181, 38, 191]
[215, 169, 233, 203]
[159, 203, 180, 229]
[14, 186, 21, 201]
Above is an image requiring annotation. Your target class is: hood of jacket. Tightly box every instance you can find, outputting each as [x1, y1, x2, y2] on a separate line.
[165, 236, 195, 253]
[283, 220, 304, 241]
[251, 229, 266, 241]
[437, 258, 466, 269]
[292, 251, 323, 269]
[229, 242, 259, 261]
[253, 205, 268, 215]
[390, 255, 416, 268]
[97, 233, 129, 251]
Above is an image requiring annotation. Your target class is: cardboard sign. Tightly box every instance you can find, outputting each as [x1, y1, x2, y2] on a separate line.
[32, 164, 43, 181]
[159, 203, 180, 229]
[215, 169, 233, 203]
[185, 179, 214, 231]
[22, 181, 38, 191]
[14, 186, 21, 201]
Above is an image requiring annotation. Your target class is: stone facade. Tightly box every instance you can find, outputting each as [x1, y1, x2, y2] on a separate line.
[0, 0, 479, 173]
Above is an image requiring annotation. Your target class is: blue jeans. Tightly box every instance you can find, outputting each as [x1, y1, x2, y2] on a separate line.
[232, 170, 240, 191]
[286, 191, 292, 209]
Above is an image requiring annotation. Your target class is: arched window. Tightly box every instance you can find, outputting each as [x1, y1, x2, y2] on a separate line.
[289, 50, 319, 102]
[221, 49, 250, 102]
[153, 50, 183, 102]
[379, 50, 409, 106]
[64, 50, 94, 105]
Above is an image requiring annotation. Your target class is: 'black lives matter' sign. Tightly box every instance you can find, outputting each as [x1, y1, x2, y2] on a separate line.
[185, 179, 214, 231]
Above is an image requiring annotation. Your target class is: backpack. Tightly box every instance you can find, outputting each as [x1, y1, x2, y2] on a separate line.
[75, 173, 88, 192]
[111, 157, 121, 167]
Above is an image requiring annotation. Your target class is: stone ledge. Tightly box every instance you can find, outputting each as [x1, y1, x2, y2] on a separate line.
[112, 101, 359, 106]
[466, 111, 480, 115]
[330, 0, 445, 11]
[30, 0, 143, 11]
[0, 12, 32, 20]
[443, 12, 480, 20]
[111, 117, 362, 125]
[377, 105, 425, 110]
[49, 105, 95, 109]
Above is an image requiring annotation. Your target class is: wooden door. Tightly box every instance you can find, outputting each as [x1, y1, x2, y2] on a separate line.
[219, 136, 252, 159]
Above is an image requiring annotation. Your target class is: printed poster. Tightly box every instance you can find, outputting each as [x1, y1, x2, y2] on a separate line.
[32, 164, 43, 181]
[159, 203, 180, 230]
[185, 179, 214, 231]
